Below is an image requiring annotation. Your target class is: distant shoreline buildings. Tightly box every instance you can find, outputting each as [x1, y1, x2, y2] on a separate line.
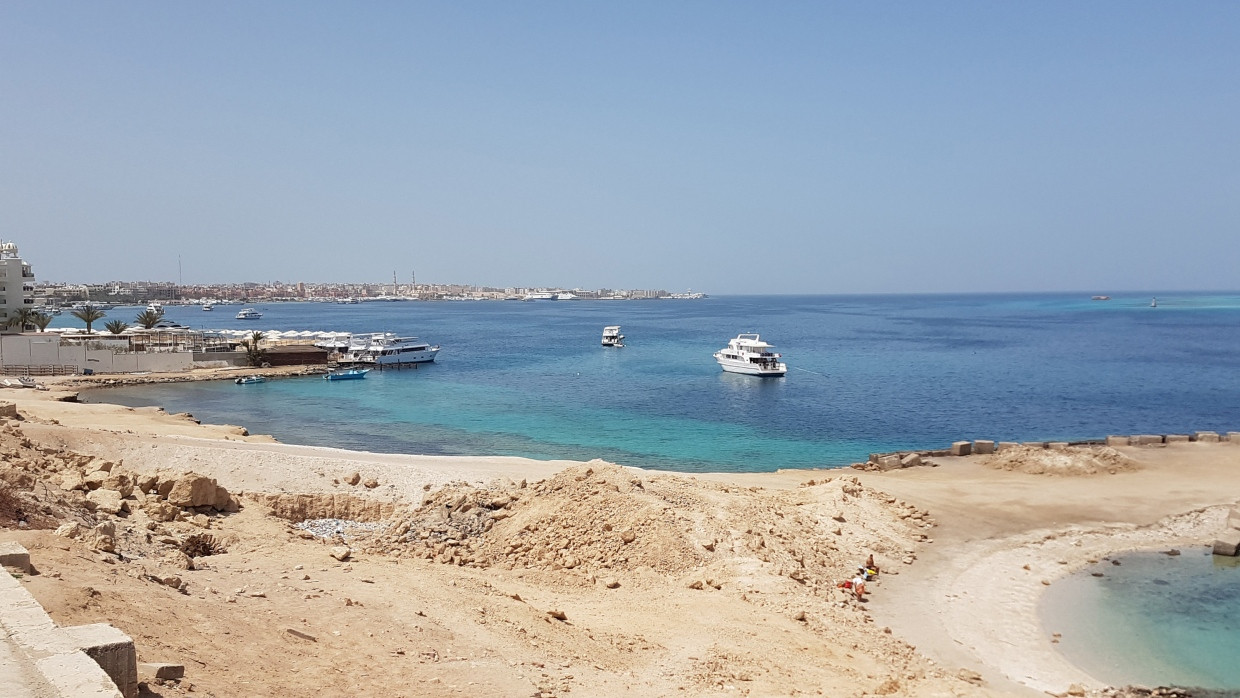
[32, 279, 705, 306]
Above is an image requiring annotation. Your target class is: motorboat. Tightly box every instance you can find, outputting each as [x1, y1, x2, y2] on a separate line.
[1151, 297, 1158, 308]
[235, 308, 263, 320]
[1091, 296, 1111, 301]
[602, 326, 624, 347]
[234, 375, 265, 385]
[146, 302, 164, 313]
[324, 368, 371, 381]
[202, 303, 214, 311]
[339, 333, 440, 366]
[713, 334, 787, 377]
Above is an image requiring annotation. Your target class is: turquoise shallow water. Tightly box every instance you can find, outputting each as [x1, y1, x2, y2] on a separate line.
[78, 292, 1240, 472]
[1040, 549, 1240, 691]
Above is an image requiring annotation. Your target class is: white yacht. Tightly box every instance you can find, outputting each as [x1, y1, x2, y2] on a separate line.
[601, 325, 624, 347]
[555, 292, 578, 301]
[202, 303, 214, 311]
[339, 333, 440, 366]
[713, 334, 787, 376]
[235, 308, 263, 320]
[523, 292, 555, 301]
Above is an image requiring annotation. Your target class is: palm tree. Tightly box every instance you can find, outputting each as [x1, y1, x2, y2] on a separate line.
[240, 331, 267, 367]
[104, 320, 130, 335]
[4, 308, 39, 332]
[70, 305, 107, 334]
[134, 308, 164, 329]
[31, 312, 53, 332]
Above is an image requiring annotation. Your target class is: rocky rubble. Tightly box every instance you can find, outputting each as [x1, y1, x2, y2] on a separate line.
[349, 460, 931, 596]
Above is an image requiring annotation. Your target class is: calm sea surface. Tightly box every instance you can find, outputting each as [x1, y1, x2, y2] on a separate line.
[1041, 550, 1240, 692]
[77, 293, 1240, 473]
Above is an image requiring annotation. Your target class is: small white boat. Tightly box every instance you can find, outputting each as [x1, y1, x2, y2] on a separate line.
[146, 302, 164, 313]
[202, 303, 214, 311]
[713, 334, 787, 377]
[602, 326, 624, 347]
[235, 308, 263, 320]
[234, 375, 265, 385]
[1151, 297, 1158, 308]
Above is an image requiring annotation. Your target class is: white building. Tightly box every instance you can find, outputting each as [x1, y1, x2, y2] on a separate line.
[0, 241, 36, 333]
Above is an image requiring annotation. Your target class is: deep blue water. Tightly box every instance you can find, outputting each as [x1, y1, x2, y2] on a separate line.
[77, 293, 1240, 472]
[1041, 549, 1240, 691]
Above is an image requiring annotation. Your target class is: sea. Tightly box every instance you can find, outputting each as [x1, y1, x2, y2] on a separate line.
[75, 292, 1240, 473]
[1041, 549, 1240, 693]
[72, 291, 1240, 690]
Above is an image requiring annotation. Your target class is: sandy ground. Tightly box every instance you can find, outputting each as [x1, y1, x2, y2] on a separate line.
[2, 381, 1239, 697]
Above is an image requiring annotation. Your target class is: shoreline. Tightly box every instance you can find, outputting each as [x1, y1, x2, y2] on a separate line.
[5, 377, 1240, 694]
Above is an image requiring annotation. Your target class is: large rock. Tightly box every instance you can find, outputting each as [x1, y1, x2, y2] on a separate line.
[950, 441, 972, 456]
[86, 489, 126, 515]
[1213, 530, 1240, 557]
[59, 471, 86, 491]
[103, 473, 134, 498]
[876, 454, 903, 471]
[89, 522, 117, 553]
[166, 474, 218, 508]
[1228, 508, 1240, 531]
[83, 470, 108, 490]
[135, 472, 160, 495]
[143, 499, 180, 522]
[899, 453, 922, 468]
[973, 440, 995, 455]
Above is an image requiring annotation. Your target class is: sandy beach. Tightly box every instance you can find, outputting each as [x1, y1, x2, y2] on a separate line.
[3, 377, 1239, 697]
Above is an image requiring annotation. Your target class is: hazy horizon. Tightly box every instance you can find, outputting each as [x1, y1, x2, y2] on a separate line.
[4, 3, 1238, 294]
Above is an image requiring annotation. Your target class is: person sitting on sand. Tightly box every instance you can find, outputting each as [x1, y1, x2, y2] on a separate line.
[865, 554, 880, 576]
[850, 571, 867, 600]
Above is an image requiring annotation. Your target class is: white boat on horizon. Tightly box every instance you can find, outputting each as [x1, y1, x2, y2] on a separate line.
[713, 334, 787, 377]
[202, 303, 214, 311]
[235, 308, 263, 320]
[602, 325, 624, 347]
[339, 333, 440, 366]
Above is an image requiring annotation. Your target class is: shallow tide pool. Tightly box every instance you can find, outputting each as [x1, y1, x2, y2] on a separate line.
[1040, 548, 1240, 691]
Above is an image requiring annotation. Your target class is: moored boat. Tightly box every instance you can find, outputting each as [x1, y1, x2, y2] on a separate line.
[713, 334, 787, 377]
[602, 325, 624, 347]
[234, 375, 265, 385]
[338, 333, 440, 366]
[325, 368, 371, 381]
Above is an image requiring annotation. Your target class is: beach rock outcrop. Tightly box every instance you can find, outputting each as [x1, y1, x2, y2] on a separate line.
[167, 474, 218, 508]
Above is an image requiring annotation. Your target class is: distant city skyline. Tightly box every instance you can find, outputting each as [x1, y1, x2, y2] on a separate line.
[4, 3, 1238, 294]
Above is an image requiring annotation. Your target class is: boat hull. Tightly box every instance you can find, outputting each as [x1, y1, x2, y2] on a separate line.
[714, 355, 786, 377]
[340, 346, 440, 366]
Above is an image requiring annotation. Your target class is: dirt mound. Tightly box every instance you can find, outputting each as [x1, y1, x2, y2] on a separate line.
[985, 445, 1138, 476]
[361, 460, 933, 595]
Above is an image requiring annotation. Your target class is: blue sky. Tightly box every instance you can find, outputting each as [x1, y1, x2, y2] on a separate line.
[3, 2, 1237, 293]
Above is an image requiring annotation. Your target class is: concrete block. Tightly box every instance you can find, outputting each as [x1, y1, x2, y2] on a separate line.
[1047, 442, 1069, 451]
[867, 453, 881, 465]
[1165, 434, 1190, 444]
[950, 441, 972, 456]
[1132, 435, 1163, 446]
[973, 440, 995, 455]
[1195, 431, 1220, 443]
[876, 454, 903, 471]
[900, 453, 922, 468]
[0, 541, 31, 574]
[1022, 442, 1045, 449]
[996, 442, 1019, 452]
[0, 401, 16, 418]
[1226, 432, 1240, 443]
[138, 662, 184, 681]
[1213, 530, 1240, 557]
[1228, 508, 1240, 531]
[62, 624, 138, 698]
[1105, 435, 1130, 447]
